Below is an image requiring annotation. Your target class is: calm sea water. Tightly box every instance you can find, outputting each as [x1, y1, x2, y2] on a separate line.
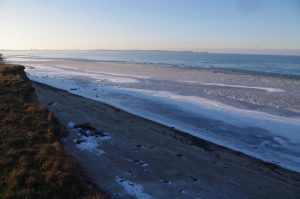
[2, 50, 300, 77]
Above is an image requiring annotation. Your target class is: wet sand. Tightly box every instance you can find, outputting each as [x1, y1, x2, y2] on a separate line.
[33, 82, 300, 199]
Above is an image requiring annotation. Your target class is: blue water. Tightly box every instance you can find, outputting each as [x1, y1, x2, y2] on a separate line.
[3, 50, 300, 77]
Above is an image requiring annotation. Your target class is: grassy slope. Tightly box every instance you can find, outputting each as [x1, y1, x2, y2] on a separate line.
[0, 64, 107, 199]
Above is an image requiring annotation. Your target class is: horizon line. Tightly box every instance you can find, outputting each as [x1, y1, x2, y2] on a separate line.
[1, 48, 300, 56]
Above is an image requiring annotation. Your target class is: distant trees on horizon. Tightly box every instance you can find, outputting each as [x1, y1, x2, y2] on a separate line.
[0, 54, 5, 63]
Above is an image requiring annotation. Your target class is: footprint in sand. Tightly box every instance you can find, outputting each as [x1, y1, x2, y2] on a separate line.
[120, 157, 149, 168]
[160, 179, 172, 184]
[190, 176, 199, 182]
[179, 189, 186, 194]
[134, 160, 148, 167]
[176, 153, 183, 157]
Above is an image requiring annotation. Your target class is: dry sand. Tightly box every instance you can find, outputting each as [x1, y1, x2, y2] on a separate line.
[33, 82, 300, 199]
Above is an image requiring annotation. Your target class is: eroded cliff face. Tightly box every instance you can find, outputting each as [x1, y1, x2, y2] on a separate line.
[0, 64, 106, 199]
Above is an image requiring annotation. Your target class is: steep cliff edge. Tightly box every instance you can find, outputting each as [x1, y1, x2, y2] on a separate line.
[0, 64, 107, 199]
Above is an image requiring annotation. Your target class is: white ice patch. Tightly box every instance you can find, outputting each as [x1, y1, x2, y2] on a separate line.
[76, 135, 106, 155]
[67, 121, 111, 156]
[25, 64, 139, 84]
[7, 57, 52, 62]
[119, 88, 300, 141]
[182, 81, 285, 92]
[95, 77, 137, 84]
[85, 69, 150, 80]
[67, 121, 75, 128]
[115, 176, 155, 199]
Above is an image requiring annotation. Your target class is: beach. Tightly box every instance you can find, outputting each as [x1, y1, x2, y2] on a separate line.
[8, 56, 300, 173]
[33, 81, 300, 199]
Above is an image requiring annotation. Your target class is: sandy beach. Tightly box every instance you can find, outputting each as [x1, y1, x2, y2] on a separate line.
[33, 81, 300, 199]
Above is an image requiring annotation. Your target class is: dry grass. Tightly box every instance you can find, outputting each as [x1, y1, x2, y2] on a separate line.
[0, 64, 108, 199]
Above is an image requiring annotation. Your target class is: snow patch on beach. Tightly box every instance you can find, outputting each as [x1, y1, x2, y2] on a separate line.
[67, 121, 111, 156]
[76, 136, 105, 155]
[115, 176, 155, 199]
[67, 121, 75, 128]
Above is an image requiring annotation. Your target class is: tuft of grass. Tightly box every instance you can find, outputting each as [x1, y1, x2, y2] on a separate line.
[0, 64, 108, 199]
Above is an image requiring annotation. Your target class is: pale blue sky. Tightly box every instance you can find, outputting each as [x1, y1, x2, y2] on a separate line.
[0, 0, 299, 54]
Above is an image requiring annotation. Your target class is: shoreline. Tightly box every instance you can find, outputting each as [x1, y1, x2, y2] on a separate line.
[33, 81, 300, 198]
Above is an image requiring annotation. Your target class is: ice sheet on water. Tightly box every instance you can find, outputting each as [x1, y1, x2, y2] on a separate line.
[181, 81, 285, 92]
[25, 64, 140, 84]
[26, 64, 300, 173]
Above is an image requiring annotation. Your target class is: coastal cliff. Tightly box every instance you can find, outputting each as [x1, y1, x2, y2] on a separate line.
[0, 64, 107, 199]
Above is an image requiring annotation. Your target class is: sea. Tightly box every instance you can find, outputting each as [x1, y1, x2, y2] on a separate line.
[3, 50, 300, 77]
[2, 50, 300, 172]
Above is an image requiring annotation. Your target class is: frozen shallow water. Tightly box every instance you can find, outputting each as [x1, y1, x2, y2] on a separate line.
[7, 57, 300, 173]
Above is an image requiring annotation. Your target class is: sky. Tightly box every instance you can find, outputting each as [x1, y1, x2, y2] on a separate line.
[0, 0, 300, 54]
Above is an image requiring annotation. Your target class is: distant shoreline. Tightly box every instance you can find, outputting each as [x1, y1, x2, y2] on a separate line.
[1, 49, 300, 57]
[3, 50, 300, 78]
